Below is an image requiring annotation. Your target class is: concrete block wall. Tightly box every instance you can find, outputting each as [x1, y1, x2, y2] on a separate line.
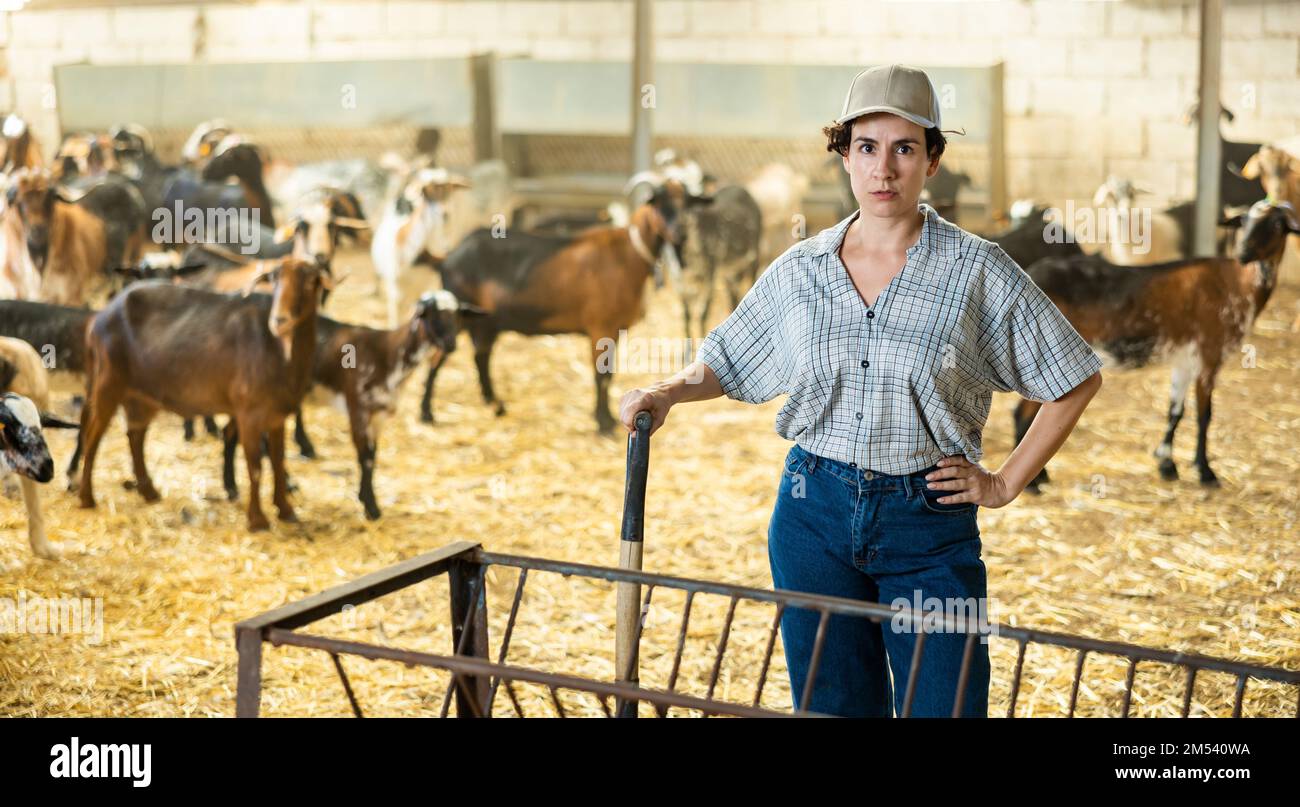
[3, 0, 1298, 212]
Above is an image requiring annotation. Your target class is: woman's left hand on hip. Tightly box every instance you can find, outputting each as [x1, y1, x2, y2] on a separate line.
[924, 456, 1016, 508]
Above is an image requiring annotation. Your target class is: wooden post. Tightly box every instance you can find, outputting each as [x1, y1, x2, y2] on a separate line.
[615, 410, 652, 717]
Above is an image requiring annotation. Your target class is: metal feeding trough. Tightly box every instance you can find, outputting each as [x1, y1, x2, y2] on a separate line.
[235, 414, 1300, 718]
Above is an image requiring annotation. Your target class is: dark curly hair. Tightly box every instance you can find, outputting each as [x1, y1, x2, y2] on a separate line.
[823, 118, 947, 160]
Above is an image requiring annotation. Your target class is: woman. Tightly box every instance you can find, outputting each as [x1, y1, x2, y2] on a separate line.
[617, 64, 1103, 717]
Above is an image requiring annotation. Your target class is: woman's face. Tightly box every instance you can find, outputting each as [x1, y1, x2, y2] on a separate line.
[842, 111, 940, 219]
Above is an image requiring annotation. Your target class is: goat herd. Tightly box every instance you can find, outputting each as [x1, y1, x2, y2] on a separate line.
[0, 113, 1297, 563]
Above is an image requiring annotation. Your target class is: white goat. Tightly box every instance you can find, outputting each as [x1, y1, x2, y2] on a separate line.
[1, 338, 78, 559]
[1091, 176, 1185, 265]
[746, 163, 809, 266]
[371, 167, 471, 328]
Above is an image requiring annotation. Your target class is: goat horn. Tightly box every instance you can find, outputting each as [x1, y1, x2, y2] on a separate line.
[241, 266, 278, 296]
[39, 412, 80, 430]
[624, 170, 665, 195]
[332, 216, 370, 229]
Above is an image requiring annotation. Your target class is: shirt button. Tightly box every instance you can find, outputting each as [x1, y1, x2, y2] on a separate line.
[866, 311, 875, 319]
[860, 359, 869, 368]
[855, 412, 863, 420]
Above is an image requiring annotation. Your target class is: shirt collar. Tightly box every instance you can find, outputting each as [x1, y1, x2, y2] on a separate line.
[808, 202, 950, 260]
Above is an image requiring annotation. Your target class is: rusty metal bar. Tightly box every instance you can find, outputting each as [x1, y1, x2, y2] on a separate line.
[503, 679, 525, 718]
[901, 630, 928, 718]
[266, 629, 815, 718]
[235, 624, 264, 718]
[1007, 638, 1027, 718]
[661, 590, 695, 707]
[486, 567, 529, 714]
[444, 563, 489, 718]
[706, 595, 739, 701]
[238, 541, 480, 633]
[952, 632, 978, 718]
[330, 653, 364, 718]
[1121, 658, 1137, 718]
[237, 546, 1300, 718]
[798, 609, 831, 714]
[753, 602, 784, 709]
[485, 551, 1300, 687]
[1182, 666, 1198, 717]
[1068, 651, 1088, 718]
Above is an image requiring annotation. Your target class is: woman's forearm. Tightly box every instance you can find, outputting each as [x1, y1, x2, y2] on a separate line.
[996, 371, 1103, 495]
[659, 360, 724, 405]
[619, 361, 724, 434]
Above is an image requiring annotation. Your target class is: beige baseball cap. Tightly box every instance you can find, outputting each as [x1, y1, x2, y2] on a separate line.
[836, 64, 942, 129]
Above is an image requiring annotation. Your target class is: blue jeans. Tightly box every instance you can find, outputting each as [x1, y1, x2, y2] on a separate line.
[767, 443, 990, 717]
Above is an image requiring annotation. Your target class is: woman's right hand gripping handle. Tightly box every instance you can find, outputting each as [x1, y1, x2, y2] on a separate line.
[618, 360, 724, 437]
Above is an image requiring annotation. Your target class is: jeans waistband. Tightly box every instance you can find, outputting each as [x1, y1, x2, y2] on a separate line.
[790, 443, 938, 493]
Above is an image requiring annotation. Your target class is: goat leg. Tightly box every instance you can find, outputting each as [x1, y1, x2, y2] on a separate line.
[1193, 369, 1220, 487]
[124, 400, 160, 502]
[591, 336, 616, 434]
[65, 412, 85, 492]
[471, 326, 505, 416]
[237, 415, 270, 532]
[1155, 355, 1196, 482]
[348, 398, 381, 520]
[183, 418, 196, 442]
[222, 420, 240, 501]
[267, 423, 297, 522]
[204, 415, 220, 438]
[78, 371, 124, 510]
[420, 353, 447, 424]
[21, 476, 59, 560]
[293, 407, 316, 458]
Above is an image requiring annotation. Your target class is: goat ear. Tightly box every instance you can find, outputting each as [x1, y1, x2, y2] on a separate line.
[273, 220, 301, 244]
[0, 356, 16, 391]
[1239, 153, 1261, 180]
[1218, 214, 1244, 229]
[458, 301, 488, 316]
[54, 184, 85, 204]
[39, 412, 80, 430]
[1092, 186, 1111, 207]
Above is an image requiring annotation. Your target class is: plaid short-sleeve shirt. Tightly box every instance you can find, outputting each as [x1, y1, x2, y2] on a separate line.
[695, 203, 1102, 475]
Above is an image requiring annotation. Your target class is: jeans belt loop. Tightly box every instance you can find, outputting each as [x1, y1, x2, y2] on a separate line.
[903, 471, 916, 499]
[806, 453, 818, 475]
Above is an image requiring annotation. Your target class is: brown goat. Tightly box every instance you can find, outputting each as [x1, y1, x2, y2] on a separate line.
[78, 259, 330, 531]
[221, 290, 481, 519]
[1012, 201, 1298, 490]
[422, 191, 684, 431]
[6, 168, 108, 305]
